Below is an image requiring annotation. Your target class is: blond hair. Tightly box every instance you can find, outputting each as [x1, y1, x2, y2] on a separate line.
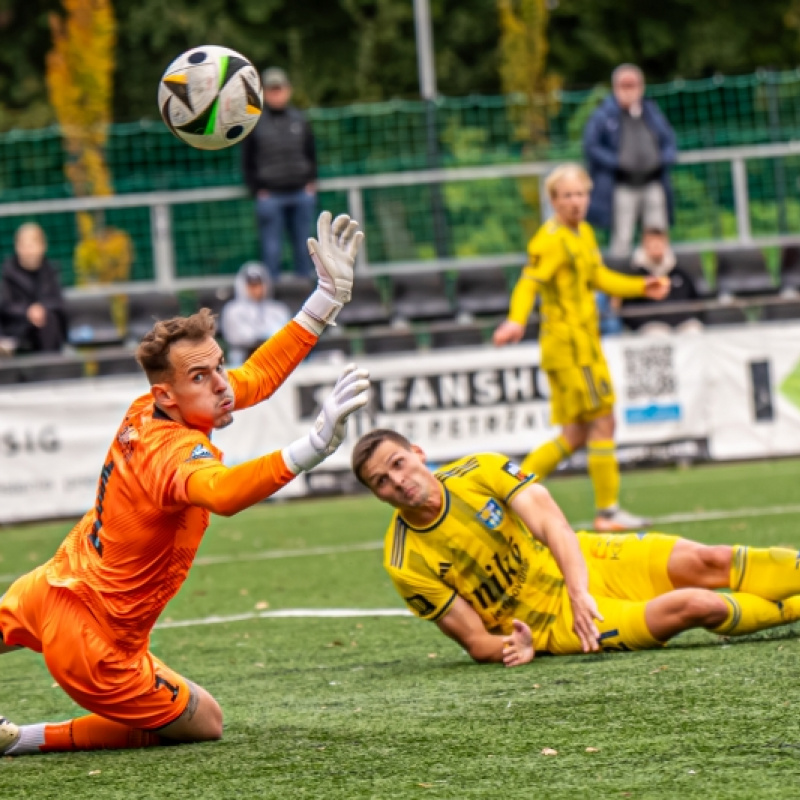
[544, 163, 593, 200]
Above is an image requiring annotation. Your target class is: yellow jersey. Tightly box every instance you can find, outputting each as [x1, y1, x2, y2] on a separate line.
[383, 453, 567, 650]
[507, 219, 647, 371]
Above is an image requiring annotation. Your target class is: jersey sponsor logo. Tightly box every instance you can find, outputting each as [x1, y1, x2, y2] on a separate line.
[187, 444, 214, 461]
[438, 561, 452, 579]
[477, 498, 504, 529]
[470, 543, 527, 611]
[501, 460, 527, 482]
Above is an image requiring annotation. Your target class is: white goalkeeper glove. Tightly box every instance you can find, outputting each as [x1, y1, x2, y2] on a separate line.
[296, 211, 364, 334]
[282, 363, 370, 474]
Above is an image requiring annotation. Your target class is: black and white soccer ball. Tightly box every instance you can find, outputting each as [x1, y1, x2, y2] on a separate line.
[158, 45, 262, 151]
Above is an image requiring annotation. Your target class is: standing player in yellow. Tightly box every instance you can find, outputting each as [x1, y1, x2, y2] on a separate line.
[352, 429, 800, 665]
[493, 163, 669, 532]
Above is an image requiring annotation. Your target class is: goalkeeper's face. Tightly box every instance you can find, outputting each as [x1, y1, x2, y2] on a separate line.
[153, 337, 236, 434]
[361, 441, 438, 510]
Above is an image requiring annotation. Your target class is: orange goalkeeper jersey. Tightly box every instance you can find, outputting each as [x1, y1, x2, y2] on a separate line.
[45, 320, 316, 651]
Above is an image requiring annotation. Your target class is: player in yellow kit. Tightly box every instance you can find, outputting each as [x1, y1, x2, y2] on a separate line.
[352, 429, 800, 666]
[493, 163, 670, 531]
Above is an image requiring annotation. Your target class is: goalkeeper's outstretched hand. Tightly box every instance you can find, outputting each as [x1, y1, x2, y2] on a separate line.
[298, 212, 364, 331]
[282, 364, 370, 474]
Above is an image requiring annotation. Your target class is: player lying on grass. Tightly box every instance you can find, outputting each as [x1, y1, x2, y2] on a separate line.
[0, 212, 370, 757]
[352, 429, 800, 667]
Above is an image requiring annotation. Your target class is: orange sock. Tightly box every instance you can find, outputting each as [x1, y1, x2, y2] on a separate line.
[40, 714, 163, 752]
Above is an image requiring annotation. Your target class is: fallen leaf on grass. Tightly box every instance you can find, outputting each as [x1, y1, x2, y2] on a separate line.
[532, 684, 541, 689]
[88, 770, 101, 776]
[541, 748, 558, 756]
[649, 665, 668, 674]
[418, 783, 433, 789]
[325, 640, 344, 648]
[585, 746, 599, 753]
[254, 662, 265, 668]
[254, 601, 269, 610]
[239, 588, 249, 596]
[427, 653, 438, 659]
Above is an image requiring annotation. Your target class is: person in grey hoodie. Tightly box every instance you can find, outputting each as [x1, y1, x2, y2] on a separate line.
[220, 261, 291, 366]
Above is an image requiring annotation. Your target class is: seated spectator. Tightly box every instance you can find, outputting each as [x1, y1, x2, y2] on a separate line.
[220, 261, 291, 366]
[0, 223, 67, 353]
[623, 229, 703, 335]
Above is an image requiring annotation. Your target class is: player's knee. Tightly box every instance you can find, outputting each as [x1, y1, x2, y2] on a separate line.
[696, 545, 732, 575]
[679, 589, 728, 627]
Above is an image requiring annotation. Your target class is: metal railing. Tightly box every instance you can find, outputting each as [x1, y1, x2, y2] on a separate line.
[2, 141, 800, 296]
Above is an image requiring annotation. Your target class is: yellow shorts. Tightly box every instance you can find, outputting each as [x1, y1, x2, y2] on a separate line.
[547, 361, 615, 425]
[544, 531, 679, 655]
[0, 565, 191, 730]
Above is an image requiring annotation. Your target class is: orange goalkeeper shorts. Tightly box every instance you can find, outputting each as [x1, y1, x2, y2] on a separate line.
[0, 565, 191, 730]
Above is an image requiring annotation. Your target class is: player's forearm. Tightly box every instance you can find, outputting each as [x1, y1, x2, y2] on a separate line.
[186, 452, 296, 516]
[543, 520, 591, 599]
[461, 633, 508, 664]
[228, 320, 317, 410]
[593, 265, 648, 299]
[507, 273, 538, 325]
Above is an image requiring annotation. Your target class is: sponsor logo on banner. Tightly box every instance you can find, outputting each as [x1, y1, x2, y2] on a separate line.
[296, 365, 553, 445]
[622, 343, 683, 424]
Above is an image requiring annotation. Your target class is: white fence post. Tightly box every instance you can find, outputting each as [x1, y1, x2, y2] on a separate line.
[731, 158, 752, 244]
[150, 203, 176, 290]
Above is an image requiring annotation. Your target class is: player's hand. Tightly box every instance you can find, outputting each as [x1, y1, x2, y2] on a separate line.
[282, 363, 370, 474]
[643, 275, 670, 301]
[492, 320, 525, 347]
[309, 211, 363, 306]
[569, 590, 603, 653]
[501, 619, 535, 667]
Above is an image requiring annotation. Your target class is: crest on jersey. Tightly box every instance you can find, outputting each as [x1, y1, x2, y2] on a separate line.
[477, 498, 504, 529]
[188, 443, 214, 461]
[502, 460, 528, 481]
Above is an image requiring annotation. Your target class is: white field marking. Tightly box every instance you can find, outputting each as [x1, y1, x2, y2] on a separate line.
[155, 608, 411, 630]
[2, 504, 800, 586]
[193, 540, 383, 567]
[572, 503, 800, 531]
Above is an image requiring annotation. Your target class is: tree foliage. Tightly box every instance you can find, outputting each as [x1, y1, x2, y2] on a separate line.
[46, 0, 132, 299]
[0, 0, 798, 131]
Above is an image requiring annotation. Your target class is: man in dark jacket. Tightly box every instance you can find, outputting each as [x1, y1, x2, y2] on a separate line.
[0, 223, 67, 353]
[241, 67, 317, 281]
[583, 64, 677, 257]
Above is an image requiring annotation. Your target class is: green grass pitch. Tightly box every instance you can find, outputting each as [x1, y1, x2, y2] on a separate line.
[2, 458, 800, 799]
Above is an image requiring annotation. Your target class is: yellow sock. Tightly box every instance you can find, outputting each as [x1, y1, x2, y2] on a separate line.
[587, 439, 619, 510]
[712, 592, 800, 636]
[730, 546, 800, 600]
[521, 435, 573, 479]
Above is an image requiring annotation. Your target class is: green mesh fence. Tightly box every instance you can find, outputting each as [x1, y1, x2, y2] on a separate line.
[3, 69, 800, 286]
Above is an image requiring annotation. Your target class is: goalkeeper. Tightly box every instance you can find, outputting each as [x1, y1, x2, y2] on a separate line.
[493, 163, 669, 532]
[0, 212, 370, 757]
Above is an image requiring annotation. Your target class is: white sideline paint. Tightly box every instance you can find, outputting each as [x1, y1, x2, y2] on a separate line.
[156, 608, 411, 630]
[2, 503, 800, 586]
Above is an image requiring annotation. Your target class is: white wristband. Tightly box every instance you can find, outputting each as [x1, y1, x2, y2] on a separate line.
[298, 288, 343, 329]
[282, 437, 325, 475]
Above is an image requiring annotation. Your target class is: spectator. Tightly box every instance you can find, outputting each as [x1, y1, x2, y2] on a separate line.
[623, 229, 703, 335]
[0, 223, 66, 354]
[584, 64, 677, 257]
[242, 67, 317, 281]
[220, 261, 291, 366]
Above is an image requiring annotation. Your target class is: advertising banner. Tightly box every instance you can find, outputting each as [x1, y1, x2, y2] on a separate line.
[1, 323, 799, 523]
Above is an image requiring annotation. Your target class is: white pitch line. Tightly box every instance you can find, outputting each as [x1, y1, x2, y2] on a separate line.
[2, 503, 800, 586]
[572, 503, 800, 530]
[155, 608, 410, 630]
[193, 540, 383, 567]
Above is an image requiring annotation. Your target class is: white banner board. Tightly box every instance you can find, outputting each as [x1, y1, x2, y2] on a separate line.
[1, 323, 799, 523]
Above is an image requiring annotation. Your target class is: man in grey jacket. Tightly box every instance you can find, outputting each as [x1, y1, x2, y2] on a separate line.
[241, 68, 318, 280]
[220, 261, 291, 366]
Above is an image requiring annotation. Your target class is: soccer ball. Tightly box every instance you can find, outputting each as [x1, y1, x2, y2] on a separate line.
[158, 45, 262, 151]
